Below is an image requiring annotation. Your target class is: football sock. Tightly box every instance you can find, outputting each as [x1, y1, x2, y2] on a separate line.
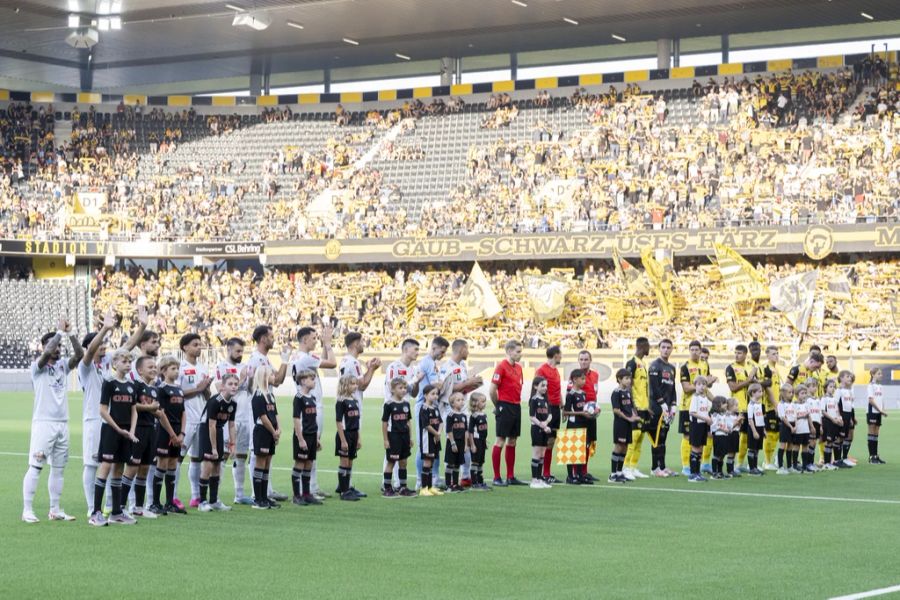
[747, 449, 757, 470]
[689, 450, 701, 475]
[48, 466, 64, 513]
[543, 448, 553, 477]
[738, 433, 748, 466]
[252, 469, 264, 502]
[422, 466, 432, 489]
[868, 435, 878, 457]
[444, 469, 452, 485]
[777, 448, 785, 468]
[121, 476, 134, 508]
[504, 445, 516, 479]
[189, 461, 201, 500]
[301, 470, 311, 496]
[824, 446, 833, 464]
[491, 446, 502, 480]
[209, 476, 220, 504]
[110, 477, 123, 515]
[337, 467, 349, 493]
[93, 477, 107, 514]
[531, 458, 541, 479]
[452, 467, 460, 487]
[199, 478, 209, 503]
[145, 465, 156, 505]
[152, 469, 165, 505]
[165, 470, 176, 505]
[725, 456, 734, 474]
[173, 460, 183, 497]
[232, 457, 247, 499]
[83, 465, 97, 513]
[398, 468, 408, 489]
[680, 438, 691, 469]
[134, 477, 147, 508]
[292, 468, 302, 497]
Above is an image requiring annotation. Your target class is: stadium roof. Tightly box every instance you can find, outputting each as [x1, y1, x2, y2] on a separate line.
[0, 0, 898, 92]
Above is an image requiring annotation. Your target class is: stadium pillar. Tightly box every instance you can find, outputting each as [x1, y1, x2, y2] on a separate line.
[721, 33, 730, 63]
[673, 38, 681, 68]
[656, 39, 672, 70]
[440, 57, 453, 86]
[510, 52, 518, 81]
[249, 55, 271, 96]
[78, 48, 93, 91]
[324, 69, 331, 93]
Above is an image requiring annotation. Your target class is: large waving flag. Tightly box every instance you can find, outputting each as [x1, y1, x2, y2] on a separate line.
[826, 269, 852, 301]
[770, 270, 819, 333]
[714, 244, 769, 301]
[640, 247, 675, 321]
[525, 274, 571, 321]
[612, 247, 650, 296]
[458, 262, 502, 321]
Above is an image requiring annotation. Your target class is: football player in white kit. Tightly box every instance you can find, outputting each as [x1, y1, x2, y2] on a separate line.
[177, 333, 213, 508]
[381, 338, 423, 489]
[440, 339, 484, 485]
[77, 310, 118, 516]
[215, 337, 253, 504]
[292, 323, 336, 499]
[338, 331, 381, 495]
[22, 317, 84, 523]
[246, 325, 291, 503]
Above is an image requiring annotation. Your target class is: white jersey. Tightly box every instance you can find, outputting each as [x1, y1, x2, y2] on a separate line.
[245, 350, 274, 393]
[823, 395, 840, 421]
[807, 397, 822, 424]
[748, 400, 765, 428]
[178, 359, 209, 424]
[794, 401, 810, 434]
[292, 351, 323, 402]
[711, 413, 728, 436]
[31, 359, 71, 422]
[868, 384, 883, 412]
[216, 359, 251, 422]
[777, 402, 796, 424]
[689, 395, 712, 420]
[440, 358, 469, 399]
[383, 359, 418, 403]
[77, 354, 110, 421]
[339, 355, 364, 403]
[838, 387, 854, 413]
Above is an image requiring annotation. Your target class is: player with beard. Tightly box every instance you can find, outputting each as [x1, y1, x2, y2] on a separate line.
[440, 339, 483, 486]
[22, 318, 84, 524]
[338, 332, 381, 494]
[623, 338, 651, 480]
[534, 346, 562, 483]
[215, 338, 254, 505]
[382, 339, 424, 489]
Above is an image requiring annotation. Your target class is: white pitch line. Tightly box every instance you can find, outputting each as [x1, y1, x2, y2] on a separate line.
[829, 584, 900, 599]
[2, 450, 898, 504]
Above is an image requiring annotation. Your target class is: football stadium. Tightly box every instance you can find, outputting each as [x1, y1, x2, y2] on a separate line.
[1, 0, 900, 598]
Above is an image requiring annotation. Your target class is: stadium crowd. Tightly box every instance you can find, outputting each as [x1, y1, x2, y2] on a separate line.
[0, 67, 898, 242]
[89, 257, 900, 355]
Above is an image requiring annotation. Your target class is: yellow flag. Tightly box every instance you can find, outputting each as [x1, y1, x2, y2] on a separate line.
[458, 262, 502, 321]
[612, 247, 650, 296]
[525, 275, 570, 321]
[640, 247, 675, 321]
[555, 428, 587, 465]
[714, 244, 769, 301]
[405, 287, 417, 324]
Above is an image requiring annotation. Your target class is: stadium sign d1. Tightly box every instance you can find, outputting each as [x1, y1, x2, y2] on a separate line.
[179, 243, 266, 256]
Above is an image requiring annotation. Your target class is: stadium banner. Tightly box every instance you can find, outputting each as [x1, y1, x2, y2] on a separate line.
[263, 224, 899, 265]
[0, 223, 897, 261]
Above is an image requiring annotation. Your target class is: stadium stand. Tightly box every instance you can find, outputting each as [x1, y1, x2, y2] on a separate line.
[1, 66, 899, 242]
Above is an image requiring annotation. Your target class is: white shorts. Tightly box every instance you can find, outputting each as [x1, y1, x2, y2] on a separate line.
[29, 421, 69, 468]
[181, 422, 201, 459]
[232, 420, 251, 455]
[82, 419, 102, 467]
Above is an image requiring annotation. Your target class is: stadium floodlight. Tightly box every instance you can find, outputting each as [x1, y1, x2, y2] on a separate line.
[68, 14, 80, 28]
[233, 11, 271, 30]
[860, 11, 874, 20]
[97, 17, 110, 31]
[395, 53, 410, 60]
[111, 0, 122, 12]
[225, 3, 245, 11]
[110, 16, 121, 30]
[511, 0, 527, 7]
[611, 33, 626, 42]
[286, 20, 304, 29]
[66, 27, 99, 48]
[342, 37, 359, 45]
[563, 17, 579, 25]
[98, 0, 111, 14]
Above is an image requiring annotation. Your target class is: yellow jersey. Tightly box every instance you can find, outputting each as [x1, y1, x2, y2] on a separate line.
[762, 362, 781, 412]
[726, 361, 752, 412]
[678, 359, 709, 410]
[626, 355, 649, 411]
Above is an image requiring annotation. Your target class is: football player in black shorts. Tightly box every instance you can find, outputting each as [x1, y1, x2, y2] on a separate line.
[198, 373, 238, 512]
[151, 355, 185, 515]
[292, 369, 322, 506]
[528, 378, 552, 489]
[610, 369, 640, 483]
[418, 385, 444, 496]
[467, 393, 490, 491]
[444, 393, 469, 493]
[123, 356, 162, 520]
[335, 375, 363, 501]
[90, 350, 138, 526]
[251, 366, 282, 508]
[382, 377, 415, 498]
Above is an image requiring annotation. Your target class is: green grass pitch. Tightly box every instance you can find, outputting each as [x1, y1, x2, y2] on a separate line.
[3, 392, 900, 599]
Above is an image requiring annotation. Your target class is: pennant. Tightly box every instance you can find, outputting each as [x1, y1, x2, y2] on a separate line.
[826, 270, 852, 301]
[770, 270, 819, 333]
[525, 275, 571, 321]
[714, 244, 769, 301]
[405, 287, 417, 324]
[640, 247, 675, 321]
[458, 262, 502, 321]
[612, 247, 650, 296]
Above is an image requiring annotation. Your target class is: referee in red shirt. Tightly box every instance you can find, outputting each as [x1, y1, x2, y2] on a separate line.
[489, 340, 526, 486]
[577, 350, 600, 482]
[534, 345, 562, 482]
